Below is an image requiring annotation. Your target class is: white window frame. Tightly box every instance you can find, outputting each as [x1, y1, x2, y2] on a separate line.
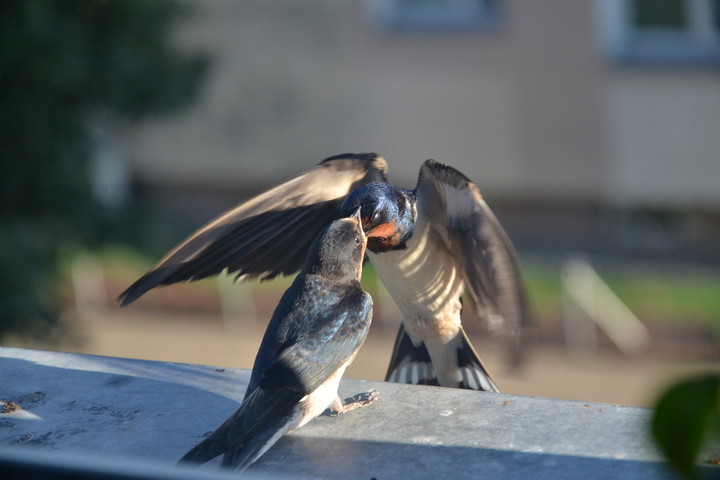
[594, 0, 720, 64]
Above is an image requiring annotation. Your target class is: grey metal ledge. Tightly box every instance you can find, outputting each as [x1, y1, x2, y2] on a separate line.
[0, 347, 682, 479]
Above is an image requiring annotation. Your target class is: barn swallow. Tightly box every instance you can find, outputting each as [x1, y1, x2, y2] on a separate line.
[178, 210, 376, 472]
[119, 153, 527, 391]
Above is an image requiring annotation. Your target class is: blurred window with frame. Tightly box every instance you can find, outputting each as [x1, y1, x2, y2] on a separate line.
[596, 0, 720, 64]
[366, 0, 503, 31]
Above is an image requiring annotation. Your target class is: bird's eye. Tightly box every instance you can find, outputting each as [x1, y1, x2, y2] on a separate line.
[371, 211, 382, 224]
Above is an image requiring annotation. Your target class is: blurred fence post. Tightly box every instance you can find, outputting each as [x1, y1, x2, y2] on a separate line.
[561, 256, 650, 356]
[71, 253, 108, 315]
[217, 274, 258, 330]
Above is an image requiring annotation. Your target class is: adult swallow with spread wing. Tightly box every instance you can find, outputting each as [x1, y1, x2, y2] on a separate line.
[178, 210, 376, 472]
[119, 153, 528, 392]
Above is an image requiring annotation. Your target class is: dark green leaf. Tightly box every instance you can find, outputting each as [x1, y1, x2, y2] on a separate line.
[652, 374, 720, 479]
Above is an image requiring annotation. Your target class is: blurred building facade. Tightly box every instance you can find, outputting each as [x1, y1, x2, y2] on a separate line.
[120, 0, 720, 259]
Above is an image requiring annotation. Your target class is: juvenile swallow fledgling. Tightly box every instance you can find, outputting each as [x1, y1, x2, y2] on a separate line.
[178, 210, 375, 472]
[119, 153, 527, 392]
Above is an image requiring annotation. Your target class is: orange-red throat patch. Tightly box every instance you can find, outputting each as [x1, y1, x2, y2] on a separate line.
[367, 221, 397, 239]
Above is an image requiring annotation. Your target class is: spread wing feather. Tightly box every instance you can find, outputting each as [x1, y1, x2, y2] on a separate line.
[119, 153, 387, 306]
[415, 159, 528, 357]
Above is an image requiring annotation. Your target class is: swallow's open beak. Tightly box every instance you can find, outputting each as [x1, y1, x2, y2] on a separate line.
[351, 206, 366, 242]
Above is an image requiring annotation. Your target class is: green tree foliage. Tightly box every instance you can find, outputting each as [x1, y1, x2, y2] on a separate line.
[0, 0, 209, 338]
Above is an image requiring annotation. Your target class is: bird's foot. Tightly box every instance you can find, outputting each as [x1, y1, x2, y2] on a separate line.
[329, 390, 379, 416]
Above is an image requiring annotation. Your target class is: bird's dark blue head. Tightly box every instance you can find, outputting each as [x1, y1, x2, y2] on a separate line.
[341, 182, 416, 253]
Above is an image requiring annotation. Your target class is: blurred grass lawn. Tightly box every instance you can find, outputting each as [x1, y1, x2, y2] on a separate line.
[91, 245, 720, 333]
[524, 262, 720, 332]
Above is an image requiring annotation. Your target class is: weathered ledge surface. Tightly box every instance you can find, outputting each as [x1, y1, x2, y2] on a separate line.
[0, 347, 678, 479]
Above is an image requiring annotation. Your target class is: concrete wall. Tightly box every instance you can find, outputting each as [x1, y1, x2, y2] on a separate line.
[122, 0, 720, 209]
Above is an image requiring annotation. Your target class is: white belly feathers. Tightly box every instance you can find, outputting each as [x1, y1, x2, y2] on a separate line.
[368, 219, 463, 345]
